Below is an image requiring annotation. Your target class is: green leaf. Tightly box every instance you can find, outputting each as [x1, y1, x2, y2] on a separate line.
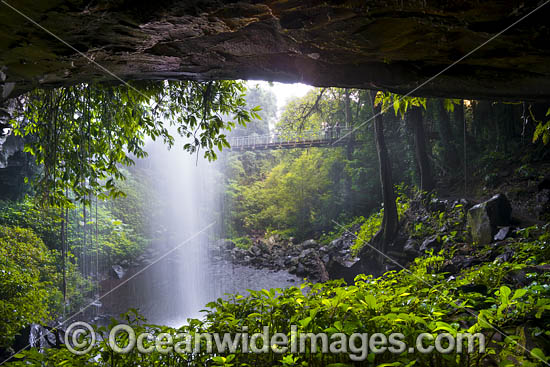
[511, 288, 528, 300]
[530, 347, 546, 361]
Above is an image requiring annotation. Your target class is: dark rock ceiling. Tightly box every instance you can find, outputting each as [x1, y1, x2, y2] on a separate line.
[1, 0, 550, 100]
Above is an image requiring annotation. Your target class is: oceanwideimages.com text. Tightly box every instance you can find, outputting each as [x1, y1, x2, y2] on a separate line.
[66, 321, 486, 361]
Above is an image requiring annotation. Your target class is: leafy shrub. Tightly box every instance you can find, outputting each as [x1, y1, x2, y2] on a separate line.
[0, 197, 148, 267]
[352, 191, 410, 255]
[232, 236, 253, 249]
[0, 226, 59, 348]
[0, 195, 149, 319]
[407, 200, 467, 245]
[319, 216, 366, 247]
[0, 200, 61, 250]
[8, 235, 550, 366]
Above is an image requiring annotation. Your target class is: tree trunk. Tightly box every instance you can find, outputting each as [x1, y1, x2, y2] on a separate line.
[453, 100, 465, 139]
[453, 100, 468, 194]
[368, 91, 398, 252]
[61, 208, 67, 308]
[408, 106, 435, 192]
[437, 99, 461, 171]
[344, 89, 354, 214]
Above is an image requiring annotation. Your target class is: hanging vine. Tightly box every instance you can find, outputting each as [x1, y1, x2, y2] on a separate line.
[9, 81, 260, 208]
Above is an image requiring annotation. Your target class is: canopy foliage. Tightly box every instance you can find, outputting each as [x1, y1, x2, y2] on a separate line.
[9, 80, 259, 207]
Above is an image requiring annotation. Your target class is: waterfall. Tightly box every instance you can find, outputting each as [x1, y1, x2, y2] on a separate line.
[98, 135, 299, 327]
[101, 139, 223, 326]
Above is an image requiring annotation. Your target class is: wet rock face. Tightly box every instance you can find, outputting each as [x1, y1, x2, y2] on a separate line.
[2, 1, 550, 100]
[467, 193, 512, 245]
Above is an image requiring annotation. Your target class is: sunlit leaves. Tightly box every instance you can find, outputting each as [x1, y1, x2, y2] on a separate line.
[10, 80, 254, 207]
[374, 91, 427, 119]
[374, 91, 460, 119]
[532, 107, 550, 145]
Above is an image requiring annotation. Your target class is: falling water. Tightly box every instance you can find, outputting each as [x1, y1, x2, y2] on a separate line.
[99, 136, 299, 327]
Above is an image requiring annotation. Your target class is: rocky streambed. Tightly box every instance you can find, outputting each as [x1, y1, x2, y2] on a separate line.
[214, 192, 546, 285]
[211, 230, 362, 284]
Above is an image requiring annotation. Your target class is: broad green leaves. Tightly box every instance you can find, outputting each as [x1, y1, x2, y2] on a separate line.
[532, 107, 550, 145]
[374, 91, 460, 119]
[11, 81, 256, 207]
[6, 227, 550, 366]
[374, 91, 427, 119]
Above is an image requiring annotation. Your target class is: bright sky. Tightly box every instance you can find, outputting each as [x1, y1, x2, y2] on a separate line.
[247, 80, 313, 117]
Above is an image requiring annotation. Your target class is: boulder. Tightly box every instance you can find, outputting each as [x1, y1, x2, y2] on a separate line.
[326, 256, 361, 284]
[211, 239, 235, 254]
[222, 239, 236, 250]
[249, 246, 259, 256]
[428, 198, 448, 213]
[467, 194, 512, 245]
[298, 248, 315, 261]
[111, 265, 125, 279]
[231, 247, 247, 261]
[403, 238, 420, 256]
[295, 263, 308, 277]
[256, 240, 270, 253]
[288, 257, 299, 267]
[266, 235, 281, 247]
[494, 227, 510, 241]
[300, 239, 318, 249]
[419, 235, 441, 252]
[495, 250, 514, 263]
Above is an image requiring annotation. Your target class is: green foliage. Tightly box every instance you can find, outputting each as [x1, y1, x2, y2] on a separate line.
[374, 91, 461, 119]
[0, 166, 152, 317]
[67, 202, 146, 265]
[9, 233, 549, 366]
[532, 107, 550, 145]
[11, 80, 257, 207]
[232, 236, 253, 250]
[225, 87, 383, 240]
[352, 210, 382, 255]
[276, 88, 351, 134]
[230, 84, 276, 137]
[352, 190, 410, 255]
[407, 198, 467, 245]
[319, 216, 366, 247]
[0, 195, 148, 265]
[0, 199, 61, 249]
[229, 148, 345, 239]
[374, 91, 427, 118]
[0, 225, 59, 348]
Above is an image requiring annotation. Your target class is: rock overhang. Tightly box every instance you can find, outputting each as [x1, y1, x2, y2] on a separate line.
[1, 0, 550, 100]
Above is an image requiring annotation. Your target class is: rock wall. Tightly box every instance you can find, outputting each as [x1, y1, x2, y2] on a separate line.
[2, 1, 550, 100]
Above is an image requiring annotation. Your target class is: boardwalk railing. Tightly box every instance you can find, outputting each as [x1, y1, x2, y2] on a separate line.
[229, 128, 355, 151]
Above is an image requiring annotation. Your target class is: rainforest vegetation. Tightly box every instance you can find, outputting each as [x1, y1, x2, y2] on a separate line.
[0, 79, 549, 367]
